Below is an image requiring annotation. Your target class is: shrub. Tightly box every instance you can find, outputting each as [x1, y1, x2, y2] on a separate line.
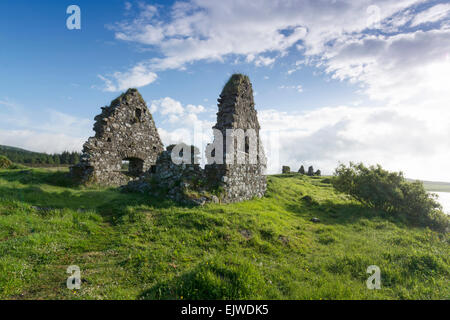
[0, 156, 13, 169]
[332, 162, 449, 232]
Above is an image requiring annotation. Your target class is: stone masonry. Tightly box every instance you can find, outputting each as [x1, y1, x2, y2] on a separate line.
[70, 89, 164, 186]
[73, 74, 267, 205]
[204, 74, 267, 203]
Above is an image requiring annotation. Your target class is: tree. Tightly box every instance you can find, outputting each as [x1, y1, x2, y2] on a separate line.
[53, 155, 61, 165]
[315, 170, 321, 176]
[332, 162, 449, 232]
[307, 166, 314, 176]
[298, 165, 305, 174]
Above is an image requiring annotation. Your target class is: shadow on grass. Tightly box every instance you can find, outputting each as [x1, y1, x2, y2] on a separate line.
[286, 198, 407, 228]
[0, 169, 75, 188]
[139, 257, 267, 300]
[0, 173, 192, 225]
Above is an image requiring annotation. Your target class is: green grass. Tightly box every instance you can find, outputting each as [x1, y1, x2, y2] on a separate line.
[0, 168, 448, 300]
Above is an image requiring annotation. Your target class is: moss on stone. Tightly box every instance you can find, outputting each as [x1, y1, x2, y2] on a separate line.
[221, 74, 250, 96]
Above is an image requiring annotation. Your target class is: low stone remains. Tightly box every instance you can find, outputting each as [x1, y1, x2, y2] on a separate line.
[70, 89, 164, 186]
[72, 74, 267, 205]
[297, 164, 321, 176]
[282, 166, 291, 174]
[298, 165, 305, 174]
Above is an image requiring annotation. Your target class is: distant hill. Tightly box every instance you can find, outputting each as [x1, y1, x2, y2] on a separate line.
[407, 178, 450, 193]
[0, 145, 81, 166]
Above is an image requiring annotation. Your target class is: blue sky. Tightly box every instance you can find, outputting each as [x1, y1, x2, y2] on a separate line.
[1, 0, 449, 180]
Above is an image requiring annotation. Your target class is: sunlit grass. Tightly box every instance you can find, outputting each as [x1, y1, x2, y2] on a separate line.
[0, 168, 448, 299]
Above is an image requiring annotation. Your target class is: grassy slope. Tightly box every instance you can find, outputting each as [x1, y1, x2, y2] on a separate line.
[0, 169, 448, 300]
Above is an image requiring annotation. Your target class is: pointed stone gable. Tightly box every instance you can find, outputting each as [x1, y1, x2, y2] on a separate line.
[205, 74, 267, 203]
[70, 88, 164, 186]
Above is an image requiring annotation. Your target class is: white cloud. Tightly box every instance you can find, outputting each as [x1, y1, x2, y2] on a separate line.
[187, 104, 206, 114]
[99, 63, 157, 92]
[411, 3, 450, 27]
[104, 0, 429, 90]
[91, 1, 450, 180]
[254, 56, 276, 67]
[322, 29, 450, 104]
[151, 97, 184, 115]
[279, 84, 303, 92]
[259, 103, 450, 181]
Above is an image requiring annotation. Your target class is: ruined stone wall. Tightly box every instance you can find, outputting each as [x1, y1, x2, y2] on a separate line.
[73, 74, 267, 205]
[123, 144, 216, 205]
[70, 89, 164, 186]
[205, 74, 267, 203]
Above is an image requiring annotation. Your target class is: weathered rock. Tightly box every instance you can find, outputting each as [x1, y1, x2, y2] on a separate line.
[298, 165, 305, 174]
[282, 166, 291, 174]
[310, 217, 321, 223]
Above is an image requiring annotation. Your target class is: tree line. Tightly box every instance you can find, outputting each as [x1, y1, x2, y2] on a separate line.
[0, 146, 81, 166]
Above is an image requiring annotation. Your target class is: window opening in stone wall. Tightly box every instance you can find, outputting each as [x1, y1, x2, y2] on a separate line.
[121, 157, 144, 177]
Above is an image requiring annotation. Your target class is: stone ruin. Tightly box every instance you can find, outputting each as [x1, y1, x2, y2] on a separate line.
[204, 74, 267, 203]
[70, 89, 164, 186]
[71, 74, 267, 205]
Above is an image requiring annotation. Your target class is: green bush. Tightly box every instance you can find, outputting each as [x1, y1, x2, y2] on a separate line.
[0, 156, 13, 169]
[332, 162, 449, 232]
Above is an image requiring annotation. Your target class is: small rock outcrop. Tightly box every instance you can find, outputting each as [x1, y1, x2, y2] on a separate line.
[282, 166, 291, 174]
[70, 89, 164, 186]
[298, 165, 305, 174]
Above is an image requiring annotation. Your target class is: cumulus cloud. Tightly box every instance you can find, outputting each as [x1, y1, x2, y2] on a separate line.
[150, 97, 184, 115]
[98, 63, 157, 92]
[101, 0, 436, 91]
[411, 3, 450, 27]
[187, 104, 206, 114]
[259, 104, 450, 181]
[85, 1, 450, 180]
[322, 29, 450, 104]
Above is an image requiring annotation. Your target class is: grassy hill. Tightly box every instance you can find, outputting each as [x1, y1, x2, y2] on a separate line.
[0, 145, 80, 167]
[420, 180, 450, 193]
[0, 168, 448, 300]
